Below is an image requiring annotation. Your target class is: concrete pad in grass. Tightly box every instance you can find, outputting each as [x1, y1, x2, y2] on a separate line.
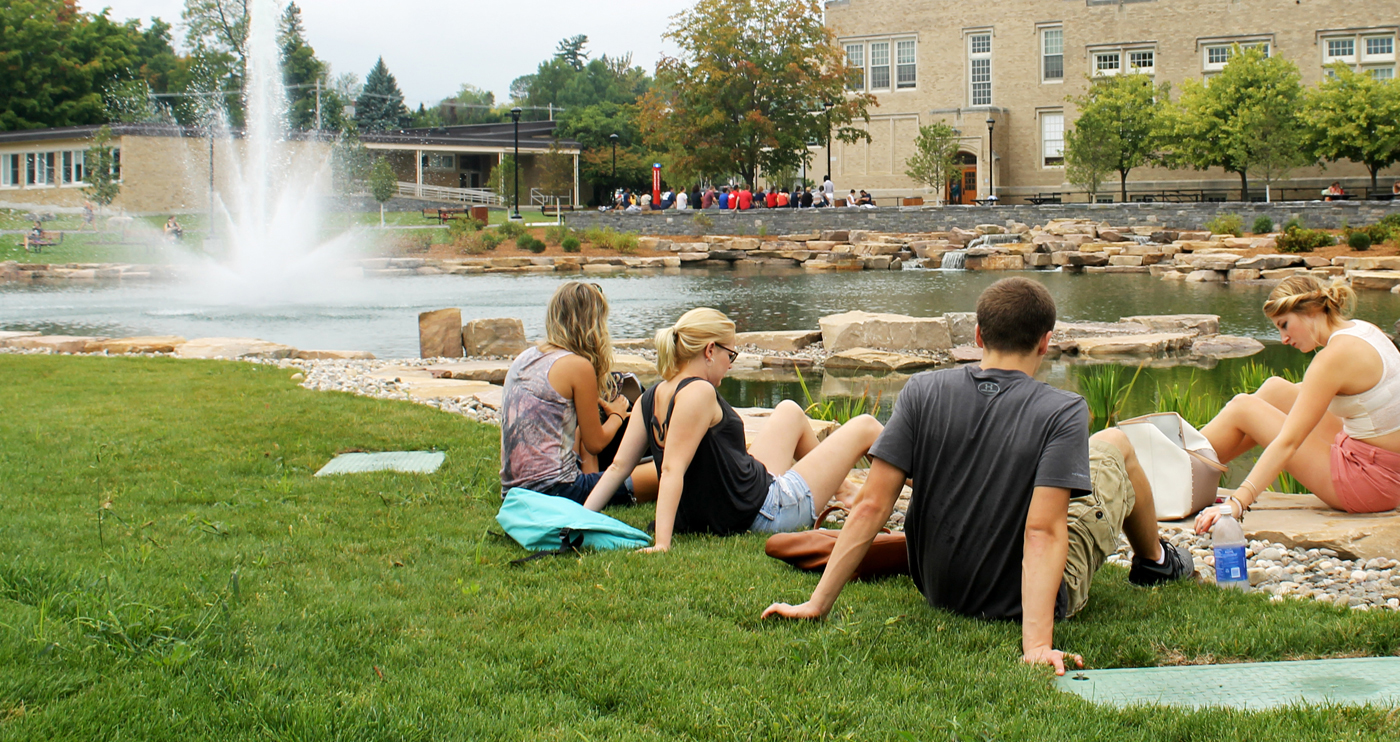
[315, 451, 445, 476]
[1056, 657, 1400, 710]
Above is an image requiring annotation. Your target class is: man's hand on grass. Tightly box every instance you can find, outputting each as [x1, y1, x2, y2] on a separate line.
[1022, 646, 1083, 676]
[761, 601, 826, 621]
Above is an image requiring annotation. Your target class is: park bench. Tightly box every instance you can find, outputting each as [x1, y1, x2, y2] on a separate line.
[422, 207, 469, 224]
[23, 230, 63, 253]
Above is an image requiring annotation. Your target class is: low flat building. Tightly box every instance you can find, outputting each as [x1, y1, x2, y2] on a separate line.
[826, 0, 1399, 203]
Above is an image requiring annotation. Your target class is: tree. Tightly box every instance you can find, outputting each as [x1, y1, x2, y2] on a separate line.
[1167, 46, 1305, 201]
[368, 156, 397, 227]
[495, 155, 522, 210]
[540, 142, 575, 203]
[1066, 73, 1169, 202]
[637, 0, 875, 186]
[181, 0, 247, 66]
[355, 57, 410, 132]
[0, 1, 155, 129]
[1063, 124, 1116, 199]
[84, 126, 122, 214]
[438, 84, 503, 126]
[278, 2, 327, 130]
[1301, 64, 1400, 192]
[555, 35, 589, 70]
[331, 129, 372, 195]
[903, 123, 961, 206]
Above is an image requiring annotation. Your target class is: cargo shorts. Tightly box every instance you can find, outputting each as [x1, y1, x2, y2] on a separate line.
[1062, 439, 1136, 618]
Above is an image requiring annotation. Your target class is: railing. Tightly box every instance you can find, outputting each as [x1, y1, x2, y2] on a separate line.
[396, 181, 502, 206]
[530, 188, 573, 209]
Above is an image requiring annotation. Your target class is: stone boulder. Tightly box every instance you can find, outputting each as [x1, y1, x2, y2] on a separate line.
[419, 308, 464, 359]
[425, 359, 513, 383]
[735, 330, 823, 352]
[965, 253, 1024, 271]
[8, 335, 106, 353]
[1065, 252, 1109, 267]
[90, 336, 187, 354]
[1185, 270, 1226, 282]
[612, 354, 660, 376]
[461, 317, 527, 357]
[176, 337, 298, 360]
[295, 350, 377, 360]
[1192, 335, 1265, 359]
[1340, 256, 1400, 271]
[1121, 314, 1220, 337]
[1071, 332, 1195, 356]
[943, 312, 977, 346]
[0, 331, 42, 347]
[951, 345, 983, 363]
[1348, 271, 1400, 291]
[819, 230, 850, 242]
[399, 378, 498, 400]
[820, 311, 952, 353]
[824, 348, 942, 373]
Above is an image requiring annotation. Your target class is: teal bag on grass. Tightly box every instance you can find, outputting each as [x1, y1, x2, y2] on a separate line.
[496, 488, 651, 556]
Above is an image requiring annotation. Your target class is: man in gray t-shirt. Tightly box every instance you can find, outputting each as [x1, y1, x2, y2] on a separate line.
[764, 278, 1194, 675]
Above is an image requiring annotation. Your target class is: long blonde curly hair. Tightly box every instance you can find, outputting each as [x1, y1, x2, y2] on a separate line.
[543, 281, 614, 398]
[1263, 274, 1356, 322]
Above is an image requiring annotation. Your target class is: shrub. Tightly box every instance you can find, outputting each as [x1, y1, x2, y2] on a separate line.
[1282, 215, 1305, 233]
[1204, 213, 1244, 237]
[497, 220, 528, 239]
[561, 236, 581, 253]
[448, 216, 484, 240]
[517, 234, 547, 253]
[1347, 229, 1372, 251]
[543, 224, 571, 245]
[461, 230, 504, 255]
[1251, 216, 1274, 235]
[612, 231, 639, 254]
[1276, 226, 1334, 253]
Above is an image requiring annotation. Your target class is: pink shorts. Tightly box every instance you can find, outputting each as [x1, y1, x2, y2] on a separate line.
[1331, 432, 1400, 513]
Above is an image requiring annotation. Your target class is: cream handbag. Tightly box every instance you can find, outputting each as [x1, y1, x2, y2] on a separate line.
[1116, 412, 1227, 520]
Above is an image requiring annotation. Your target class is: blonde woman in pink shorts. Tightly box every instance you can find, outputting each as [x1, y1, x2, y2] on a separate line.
[1196, 275, 1400, 534]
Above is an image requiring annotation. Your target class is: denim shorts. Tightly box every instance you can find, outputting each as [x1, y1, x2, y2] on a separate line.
[750, 469, 816, 534]
[539, 472, 634, 507]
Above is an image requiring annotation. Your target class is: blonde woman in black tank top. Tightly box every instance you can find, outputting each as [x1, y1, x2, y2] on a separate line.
[583, 308, 883, 552]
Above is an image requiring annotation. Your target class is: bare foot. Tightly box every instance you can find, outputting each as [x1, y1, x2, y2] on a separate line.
[835, 477, 862, 508]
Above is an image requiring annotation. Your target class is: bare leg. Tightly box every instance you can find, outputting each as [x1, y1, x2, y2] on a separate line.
[787, 415, 884, 513]
[629, 462, 659, 502]
[1091, 429, 1162, 561]
[747, 400, 820, 474]
[1199, 393, 1343, 507]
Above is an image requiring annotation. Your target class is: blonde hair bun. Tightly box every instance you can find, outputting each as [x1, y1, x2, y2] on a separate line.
[1263, 274, 1356, 320]
[654, 308, 735, 379]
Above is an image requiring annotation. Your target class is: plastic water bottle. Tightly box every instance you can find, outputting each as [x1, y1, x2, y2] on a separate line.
[1212, 504, 1249, 590]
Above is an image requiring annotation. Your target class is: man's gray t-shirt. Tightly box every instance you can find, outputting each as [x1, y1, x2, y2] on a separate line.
[869, 364, 1091, 621]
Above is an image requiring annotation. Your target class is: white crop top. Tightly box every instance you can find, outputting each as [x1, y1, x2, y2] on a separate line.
[1326, 320, 1400, 439]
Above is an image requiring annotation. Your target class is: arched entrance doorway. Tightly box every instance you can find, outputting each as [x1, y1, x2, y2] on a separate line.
[948, 152, 977, 205]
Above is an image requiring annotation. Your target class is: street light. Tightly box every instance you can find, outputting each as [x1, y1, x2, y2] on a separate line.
[510, 107, 522, 221]
[609, 133, 619, 205]
[985, 116, 996, 202]
[823, 101, 834, 185]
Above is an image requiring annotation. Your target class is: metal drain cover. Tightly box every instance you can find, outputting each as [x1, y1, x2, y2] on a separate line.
[1056, 657, 1400, 709]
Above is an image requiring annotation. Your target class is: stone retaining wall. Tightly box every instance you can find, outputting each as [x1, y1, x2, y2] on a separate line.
[567, 201, 1400, 236]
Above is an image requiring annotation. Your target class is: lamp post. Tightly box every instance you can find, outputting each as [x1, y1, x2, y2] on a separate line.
[985, 116, 995, 202]
[823, 101, 834, 183]
[609, 133, 619, 205]
[510, 107, 522, 220]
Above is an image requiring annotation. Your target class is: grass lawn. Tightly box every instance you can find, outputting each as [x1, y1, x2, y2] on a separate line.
[3, 354, 1400, 740]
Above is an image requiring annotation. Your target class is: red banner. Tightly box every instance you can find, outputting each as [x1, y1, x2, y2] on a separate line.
[652, 163, 662, 205]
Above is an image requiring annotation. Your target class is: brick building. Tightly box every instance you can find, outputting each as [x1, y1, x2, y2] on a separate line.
[825, 0, 1400, 203]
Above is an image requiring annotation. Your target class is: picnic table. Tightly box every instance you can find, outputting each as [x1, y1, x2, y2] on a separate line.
[973, 198, 1000, 206]
[1027, 193, 1062, 205]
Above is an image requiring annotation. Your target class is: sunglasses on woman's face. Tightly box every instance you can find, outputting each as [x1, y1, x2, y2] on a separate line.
[713, 342, 740, 363]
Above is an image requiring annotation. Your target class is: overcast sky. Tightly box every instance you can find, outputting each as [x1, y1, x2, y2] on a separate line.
[94, 1, 684, 106]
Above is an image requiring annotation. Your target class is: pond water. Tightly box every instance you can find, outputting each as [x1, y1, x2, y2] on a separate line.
[3, 269, 1397, 357]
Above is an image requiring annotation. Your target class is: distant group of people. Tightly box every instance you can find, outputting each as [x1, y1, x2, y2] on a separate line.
[611, 176, 878, 212]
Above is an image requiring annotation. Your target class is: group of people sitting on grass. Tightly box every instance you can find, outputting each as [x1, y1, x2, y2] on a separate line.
[610, 177, 879, 213]
[498, 274, 1400, 674]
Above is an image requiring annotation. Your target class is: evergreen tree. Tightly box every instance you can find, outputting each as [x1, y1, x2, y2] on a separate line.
[555, 35, 589, 70]
[355, 57, 410, 132]
[278, 2, 327, 129]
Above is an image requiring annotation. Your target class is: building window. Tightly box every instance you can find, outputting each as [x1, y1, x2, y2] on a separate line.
[1041, 112, 1065, 167]
[1043, 28, 1064, 81]
[1129, 50, 1155, 73]
[426, 153, 455, 169]
[61, 151, 84, 184]
[1, 154, 17, 187]
[1095, 52, 1121, 75]
[896, 39, 917, 89]
[870, 42, 891, 90]
[1371, 67, 1396, 81]
[111, 149, 120, 181]
[1206, 46, 1230, 66]
[1365, 36, 1395, 60]
[1327, 38, 1356, 60]
[25, 153, 57, 186]
[969, 33, 991, 106]
[845, 43, 865, 91]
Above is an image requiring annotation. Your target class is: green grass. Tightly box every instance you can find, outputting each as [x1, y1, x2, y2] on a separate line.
[2, 355, 1399, 740]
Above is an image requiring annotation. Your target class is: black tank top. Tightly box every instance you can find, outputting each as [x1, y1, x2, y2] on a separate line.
[641, 377, 772, 535]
